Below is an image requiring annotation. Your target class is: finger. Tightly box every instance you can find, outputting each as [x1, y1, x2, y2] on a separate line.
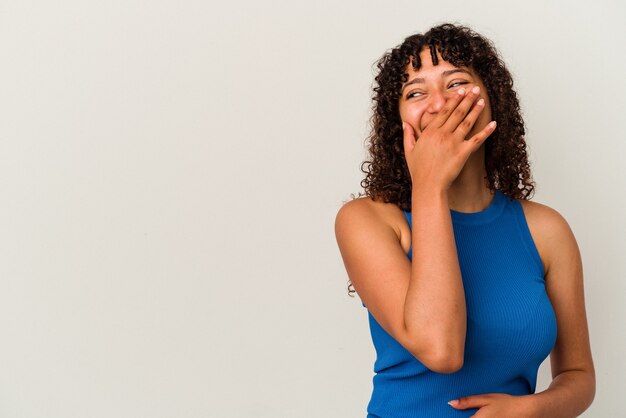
[453, 95, 486, 140]
[449, 395, 491, 409]
[429, 87, 469, 129]
[402, 121, 416, 153]
[442, 85, 483, 133]
[413, 111, 426, 138]
[464, 120, 497, 151]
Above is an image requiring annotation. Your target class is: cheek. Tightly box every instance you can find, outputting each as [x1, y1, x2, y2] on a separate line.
[470, 105, 493, 135]
[482, 95, 493, 119]
[481, 103, 493, 123]
[403, 106, 427, 133]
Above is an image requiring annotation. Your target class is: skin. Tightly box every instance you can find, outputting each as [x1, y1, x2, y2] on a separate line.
[336, 47, 595, 415]
[398, 47, 495, 213]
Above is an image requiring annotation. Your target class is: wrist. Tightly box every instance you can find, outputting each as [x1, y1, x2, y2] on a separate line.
[411, 184, 447, 198]
[411, 186, 448, 207]
[521, 394, 543, 417]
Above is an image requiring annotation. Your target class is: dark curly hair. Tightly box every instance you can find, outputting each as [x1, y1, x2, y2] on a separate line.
[345, 23, 538, 297]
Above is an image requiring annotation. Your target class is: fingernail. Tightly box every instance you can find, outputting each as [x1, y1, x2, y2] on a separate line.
[402, 122, 406, 130]
[472, 86, 480, 94]
[448, 400, 459, 407]
[458, 88, 466, 95]
[489, 121, 497, 128]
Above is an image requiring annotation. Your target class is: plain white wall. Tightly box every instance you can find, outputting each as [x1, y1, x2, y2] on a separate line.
[0, 0, 624, 417]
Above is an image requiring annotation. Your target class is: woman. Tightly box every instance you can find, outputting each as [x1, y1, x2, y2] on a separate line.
[334, 23, 595, 417]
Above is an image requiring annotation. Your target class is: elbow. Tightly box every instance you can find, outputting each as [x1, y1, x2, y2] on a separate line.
[405, 329, 466, 373]
[414, 347, 464, 374]
[429, 352, 464, 374]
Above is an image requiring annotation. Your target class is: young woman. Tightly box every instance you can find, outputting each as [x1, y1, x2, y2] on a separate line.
[335, 23, 595, 417]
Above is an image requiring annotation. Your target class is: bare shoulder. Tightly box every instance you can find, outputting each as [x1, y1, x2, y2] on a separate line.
[335, 196, 410, 254]
[334, 195, 435, 364]
[518, 197, 580, 278]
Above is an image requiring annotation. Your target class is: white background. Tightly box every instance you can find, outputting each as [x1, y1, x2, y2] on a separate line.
[0, 1, 624, 417]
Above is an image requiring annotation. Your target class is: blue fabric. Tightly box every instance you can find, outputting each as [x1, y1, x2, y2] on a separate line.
[361, 190, 557, 417]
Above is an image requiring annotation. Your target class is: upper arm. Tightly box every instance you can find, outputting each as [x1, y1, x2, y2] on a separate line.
[536, 206, 595, 382]
[334, 199, 432, 364]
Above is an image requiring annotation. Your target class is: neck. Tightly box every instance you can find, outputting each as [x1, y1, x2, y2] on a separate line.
[447, 148, 493, 213]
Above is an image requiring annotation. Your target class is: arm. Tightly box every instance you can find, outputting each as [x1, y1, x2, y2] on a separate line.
[400, 86, 493, 371]
[334, 199, 462, 373]
[526, 203, 596, 417]
[404, 187, 466, 372]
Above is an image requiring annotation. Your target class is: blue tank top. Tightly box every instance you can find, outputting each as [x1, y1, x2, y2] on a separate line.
[361, 189, 557, 417]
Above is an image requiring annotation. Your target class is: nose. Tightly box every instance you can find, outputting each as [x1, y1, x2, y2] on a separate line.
[427, 89, 447, 114]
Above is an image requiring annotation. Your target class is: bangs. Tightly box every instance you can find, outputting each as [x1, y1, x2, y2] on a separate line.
[402, 36, 474, 83]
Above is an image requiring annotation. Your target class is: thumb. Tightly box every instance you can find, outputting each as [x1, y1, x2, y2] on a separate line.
[402, 122, 416, 151]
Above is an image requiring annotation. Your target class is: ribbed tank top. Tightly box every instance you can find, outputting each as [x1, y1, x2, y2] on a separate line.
[361, 189, 557, 417]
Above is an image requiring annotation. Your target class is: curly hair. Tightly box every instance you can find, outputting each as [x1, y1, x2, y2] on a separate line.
[345, 23, 538, 298]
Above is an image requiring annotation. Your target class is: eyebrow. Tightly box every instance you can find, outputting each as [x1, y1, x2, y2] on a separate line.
[401, 68, 472, 92]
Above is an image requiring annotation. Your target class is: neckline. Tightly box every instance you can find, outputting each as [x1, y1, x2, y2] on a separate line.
[449, 189, 507, 225]
[404, 189, 509, 226]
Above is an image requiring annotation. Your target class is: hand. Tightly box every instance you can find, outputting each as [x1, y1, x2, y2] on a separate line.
[447, 392, 538, 417]
[402, 86, 496, 191]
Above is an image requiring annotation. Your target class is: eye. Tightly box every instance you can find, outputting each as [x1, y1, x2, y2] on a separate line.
[406, 81, 470, 99]
[406, 90, 424, 99]
[449, 81, 469, 89]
